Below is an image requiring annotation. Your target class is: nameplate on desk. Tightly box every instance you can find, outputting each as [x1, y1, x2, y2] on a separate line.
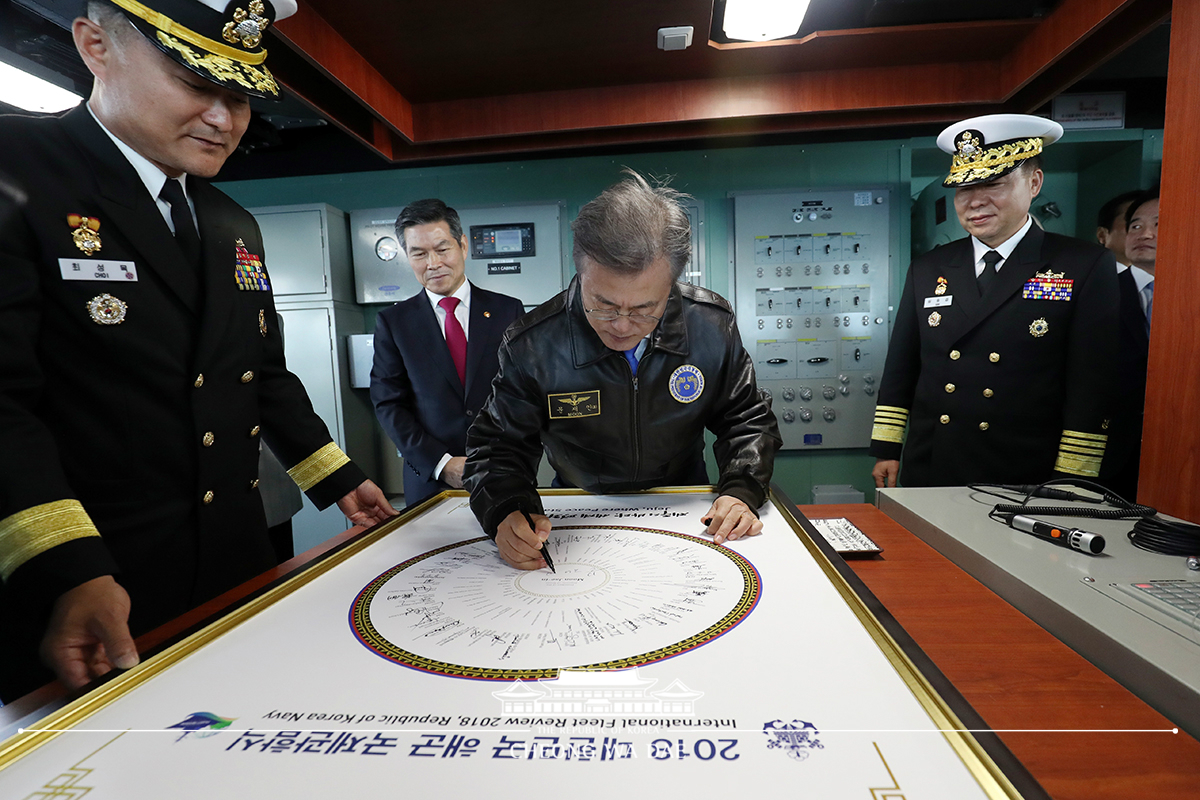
[809, 517, 883, 556]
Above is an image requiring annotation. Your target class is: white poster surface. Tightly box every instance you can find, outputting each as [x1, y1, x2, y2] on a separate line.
[0, 492, 1015, 799]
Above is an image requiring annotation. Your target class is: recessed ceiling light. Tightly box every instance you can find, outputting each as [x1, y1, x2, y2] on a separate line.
[723, 0, 811, 42]
[0, 59, 82, 113]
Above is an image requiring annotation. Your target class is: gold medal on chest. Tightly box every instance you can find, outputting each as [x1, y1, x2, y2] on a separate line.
[935, 276, 948, 296]
[259, 308, 267, 337]
[1029, 317, 1049, 337]
[68, 214, 102, 255]
[928, 311, 942, 327]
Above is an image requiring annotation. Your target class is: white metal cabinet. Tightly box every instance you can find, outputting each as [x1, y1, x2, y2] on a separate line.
[250, 204, 375, 554]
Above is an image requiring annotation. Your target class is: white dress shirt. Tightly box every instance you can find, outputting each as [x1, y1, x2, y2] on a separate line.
[971, 215, 1033, 277]
[426, 280, 471, 479]
[87, 103, 196, 231]
[425, 279, 471, 342]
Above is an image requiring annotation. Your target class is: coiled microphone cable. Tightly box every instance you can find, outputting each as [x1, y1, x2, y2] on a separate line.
[969, 478, 1200, 558]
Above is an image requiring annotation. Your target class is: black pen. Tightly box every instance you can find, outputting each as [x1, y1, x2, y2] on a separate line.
[522, 510, 555, 573]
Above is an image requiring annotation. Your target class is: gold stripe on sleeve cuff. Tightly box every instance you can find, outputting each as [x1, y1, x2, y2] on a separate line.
[287, 442, 351, 492]
[1055, 430, 1106, 476]
[1055, 453, 1102, 476]
[1061, 429, 1108, 443]
[0, 500, 101, 581]
[872, 405, 909, 443]
[871, 424, 906, 444]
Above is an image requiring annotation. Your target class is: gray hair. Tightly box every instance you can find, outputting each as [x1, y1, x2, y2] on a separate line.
[395, 198, 464, 252]
[572, 169, 691, 281]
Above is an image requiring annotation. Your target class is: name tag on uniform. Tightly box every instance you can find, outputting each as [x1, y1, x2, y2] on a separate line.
[59, 258, 138, 282]
[548, 390, 601, 419]
[924, 295, 952, 308]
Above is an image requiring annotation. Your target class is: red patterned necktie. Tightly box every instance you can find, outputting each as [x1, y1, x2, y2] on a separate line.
[438, 296, 467, 387]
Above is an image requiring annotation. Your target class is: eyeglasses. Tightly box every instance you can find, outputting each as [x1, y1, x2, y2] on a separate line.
[584, 307, 661, 325]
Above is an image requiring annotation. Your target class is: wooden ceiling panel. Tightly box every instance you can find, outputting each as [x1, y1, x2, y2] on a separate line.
[297, 1, 1036, 101]
[270, 0, 1166, 163]
[412, 61, 995, 143]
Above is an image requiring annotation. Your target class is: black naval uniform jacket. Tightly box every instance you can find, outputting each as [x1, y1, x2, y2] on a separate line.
[464, 276, 781, 537]
[0, 107, 366, 660]
[868, 226, 1119, 487]
[1098, 267, 1151, 499]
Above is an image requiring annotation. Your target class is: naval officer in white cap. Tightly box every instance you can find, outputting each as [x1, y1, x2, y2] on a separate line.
[869, 114, 1119, 488]
[0, 0, 396, 700]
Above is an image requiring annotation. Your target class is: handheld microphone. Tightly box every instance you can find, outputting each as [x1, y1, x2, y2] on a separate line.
[1008, 514, 1105, 555]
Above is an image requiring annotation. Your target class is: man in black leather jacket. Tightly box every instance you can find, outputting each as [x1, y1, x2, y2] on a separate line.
[464, 171, 780, 569]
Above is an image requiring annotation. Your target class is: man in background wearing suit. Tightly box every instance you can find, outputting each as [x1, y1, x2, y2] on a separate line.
[871, 114, 1119, 488]
[371, 199, 525, 507]
[1096, 190, 1143, 270]
[0, 0, 394, 701]
[1101, 190, 1158, 498]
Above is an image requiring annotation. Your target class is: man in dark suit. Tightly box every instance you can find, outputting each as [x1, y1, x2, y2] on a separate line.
[371, 199, 525, 507]
[1095, 190, 1142, 270]
[871, 114, 1118, 488]
[1101, 190, 1157, 498]
[0, 0, 394, 701]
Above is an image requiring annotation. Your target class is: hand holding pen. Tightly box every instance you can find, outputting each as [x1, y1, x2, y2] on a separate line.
[495, 508, 554, 570]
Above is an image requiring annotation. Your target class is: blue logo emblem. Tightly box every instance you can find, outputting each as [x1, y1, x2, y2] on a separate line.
[669, 365, 704, 404]
[763, 719, 824, 761]
[168, 712, 235, 742]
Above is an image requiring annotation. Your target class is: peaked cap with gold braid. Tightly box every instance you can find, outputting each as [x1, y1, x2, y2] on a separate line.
[937, 114, 1064, 188]
[102, 0, 297, 98]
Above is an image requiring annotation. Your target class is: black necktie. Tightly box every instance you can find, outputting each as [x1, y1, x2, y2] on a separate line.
[159, 177, 202, 270]
[977, 249, 1002, 296]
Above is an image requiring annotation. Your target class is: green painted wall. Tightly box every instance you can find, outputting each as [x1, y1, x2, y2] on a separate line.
[216, 128, 1160, 505]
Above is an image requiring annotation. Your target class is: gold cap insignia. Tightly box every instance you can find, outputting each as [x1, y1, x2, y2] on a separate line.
[957, 131, 982, 158]
[928, 311, 942, 327]
[944, 131, 1044, 187]
[68, 214, 102, 255]
[1029, 318, 1049, 337]
[104, 0, 282, 98]
[223, 1, 271, 50]
[87, 293, 128, 325]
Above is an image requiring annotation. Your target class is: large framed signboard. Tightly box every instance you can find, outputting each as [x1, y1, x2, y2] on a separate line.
[0, 489, 1039, 798]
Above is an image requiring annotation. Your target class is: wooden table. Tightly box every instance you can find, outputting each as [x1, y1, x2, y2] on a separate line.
[6, 504, 1200, 799]
[801, 503, 1200, 800]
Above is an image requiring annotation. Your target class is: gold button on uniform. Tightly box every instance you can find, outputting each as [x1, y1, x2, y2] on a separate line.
[202, 490, 214, 504]
[979, 422, 990, 431]
[949, 350, 961, 361]
[249, 425, 261, 437]
[939, 414, 950, 424]
[249, 478, 260, 489]
[944, 383, 956, 393]
[983, 388, 994, 398]
[989, 352, 1000, 363]
[241, 371, 255, 383]
[194, 374, 204, 388]
[202, 431, 215, 447]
